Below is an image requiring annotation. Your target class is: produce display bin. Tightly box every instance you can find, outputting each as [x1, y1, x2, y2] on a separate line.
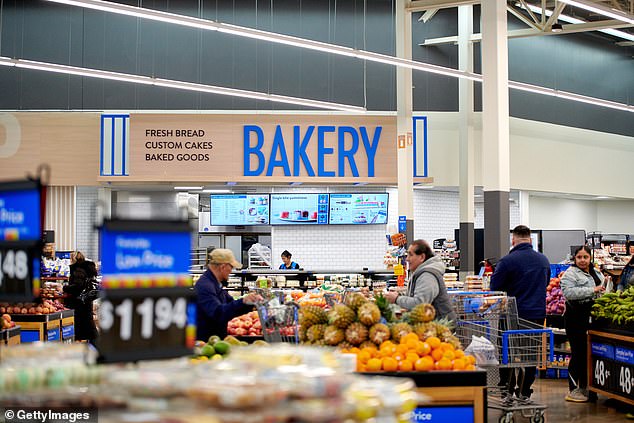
[363, 370, 487, 423]
[4, 326, 21, 345]
[9, 312, 62, 343]
[588, 329, 634, 406]
[60, 309, 75, 343]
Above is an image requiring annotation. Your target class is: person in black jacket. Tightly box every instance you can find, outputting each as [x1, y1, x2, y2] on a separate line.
[195, 249, 263, 340]
[63, 251, 99, 342]
[491, 225, 550, 401]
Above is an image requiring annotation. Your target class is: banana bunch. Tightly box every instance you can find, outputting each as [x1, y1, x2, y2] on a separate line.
[592, 286, 634, 325]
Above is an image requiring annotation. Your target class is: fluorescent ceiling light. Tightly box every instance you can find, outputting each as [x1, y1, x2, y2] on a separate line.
[174, 186, 203, 190]
[595, 196, 611, 199]
[34, 0, 634, 113]
[558, 0, 634, 24]
[520, 3, 634, 42]
[0, 56, 364, 112]
[202, 189, 231, 193]
[226, 182, 237, 186]
[289, 182, 303, 186]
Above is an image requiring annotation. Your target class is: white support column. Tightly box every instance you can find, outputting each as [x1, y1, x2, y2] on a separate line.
[519, 190, 530, 226]
[481, 0, 511, 260]
[458, 5, 475, 278]
[396, 0, 414, 229]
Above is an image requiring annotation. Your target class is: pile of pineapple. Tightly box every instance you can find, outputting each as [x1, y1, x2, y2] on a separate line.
[299, 293, 474, 372]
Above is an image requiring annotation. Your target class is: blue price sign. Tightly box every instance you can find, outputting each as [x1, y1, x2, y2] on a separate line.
[398, 215, 407, 232]
[100, 220, 191, 289]
[0, 181, 41, 242]
[412, 406, 474, 422]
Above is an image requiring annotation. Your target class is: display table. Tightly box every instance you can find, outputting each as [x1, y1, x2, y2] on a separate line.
[1, 326, 21, 346]
[365, 370, 487, 423]
[588, 329, 634, 405]
[10, 312, 63, 343]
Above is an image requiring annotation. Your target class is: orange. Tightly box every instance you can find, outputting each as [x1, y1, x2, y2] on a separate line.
[393, 353, 405, 362]
[426, 336, 441, 349]
[402, 333, 419, 344]
[454, 349, 465, 359]
[405, 339, 418, 350]
[465, 364, 476, 371]
[406, 352, 420, 363]
[366, 358, 382, 372]
[414, 356, 435, 371]
[380, 340, 394, 350]
[399, 359, 414, 372]
[442, 349, 456, 361]
[431, 348, 445, 362]
[382, 357, 398, 372]
[435, 358, 453, 370]
[466, 355, 476, 365]
[415, 341, 431, 357]
[349, 347, 360, 354]
[358, 350, 372, 364]
[396, 344, 409, 355]
[452, 358, 467, 370]
[362, 347, 377, 357]
[357, 363, 367, 372]
[439, 342, 454, 352]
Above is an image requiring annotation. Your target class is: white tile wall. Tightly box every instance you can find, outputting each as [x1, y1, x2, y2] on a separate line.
[75, 186, 99, 261]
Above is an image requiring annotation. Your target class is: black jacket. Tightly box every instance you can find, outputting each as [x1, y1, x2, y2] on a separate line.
[63, 260, 98, 341]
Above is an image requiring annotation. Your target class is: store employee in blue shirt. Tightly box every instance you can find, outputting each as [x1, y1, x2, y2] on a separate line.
[279, 250, 300, 270]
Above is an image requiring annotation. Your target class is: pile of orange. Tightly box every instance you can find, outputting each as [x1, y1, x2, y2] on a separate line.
[341, 333, 477, 372]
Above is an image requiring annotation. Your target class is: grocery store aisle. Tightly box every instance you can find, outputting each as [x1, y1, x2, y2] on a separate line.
[486, 379, 632, 422]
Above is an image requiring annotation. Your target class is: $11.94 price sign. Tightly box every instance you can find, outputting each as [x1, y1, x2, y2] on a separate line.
[96, 288, 195, 363]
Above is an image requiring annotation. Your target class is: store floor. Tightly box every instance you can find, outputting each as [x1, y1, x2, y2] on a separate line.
[486, 378, 632, 422]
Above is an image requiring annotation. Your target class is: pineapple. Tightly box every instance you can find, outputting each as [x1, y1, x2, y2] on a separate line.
[369, 323, 391, 345]
[299, 305, 328, 328]
[345, 292, 368, 311]
[413, 322, 437, 339]
[323, 325, 345, 346]
[337, 341, 355, 350]
[306, 324, 327, 342]
[345, 322, 369, 345]
[390, 322, 413, 343]
[357, 302, 381, 326]
[299, 325, 308, 342]
[374, 293, 395, 322]
[328, 304, 356, 329]
[409, 303, 436, 324]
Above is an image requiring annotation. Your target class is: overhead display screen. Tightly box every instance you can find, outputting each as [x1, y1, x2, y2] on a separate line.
[270, 193, 329, 225]
[329, 193, 389, 225]
[210, 194, 270, 226]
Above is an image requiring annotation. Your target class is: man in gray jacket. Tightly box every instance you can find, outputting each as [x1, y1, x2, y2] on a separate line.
[385, 239, 457, 322]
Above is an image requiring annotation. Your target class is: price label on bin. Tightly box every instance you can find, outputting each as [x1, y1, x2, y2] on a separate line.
[97, 219, 195, 363]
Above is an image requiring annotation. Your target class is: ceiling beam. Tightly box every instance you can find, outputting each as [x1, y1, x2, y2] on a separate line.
[406, 0, 478, 12]
[419, 9, 439, 22]
[420, 19, 634, 45]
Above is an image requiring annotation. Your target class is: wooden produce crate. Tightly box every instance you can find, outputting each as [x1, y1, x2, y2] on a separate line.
[9, 312, 63, 343]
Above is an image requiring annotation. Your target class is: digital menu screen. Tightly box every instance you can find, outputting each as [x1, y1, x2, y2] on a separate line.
[210, 194, 270, 226]
[329, 193, 389, 225]
[270, 193, 329, 225]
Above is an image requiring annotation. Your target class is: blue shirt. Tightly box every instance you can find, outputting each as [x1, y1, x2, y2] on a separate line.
[194, 269, 253, 340]
[279, 261, 300, 270]
[490, 243, 550, 320]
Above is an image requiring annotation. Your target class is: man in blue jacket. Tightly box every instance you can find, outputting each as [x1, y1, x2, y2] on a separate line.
[491, 225, 550, 402]
[195, 249, 263, 340]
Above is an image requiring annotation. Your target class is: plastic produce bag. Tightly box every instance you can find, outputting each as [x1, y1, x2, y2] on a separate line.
[464, 335, 499, 365]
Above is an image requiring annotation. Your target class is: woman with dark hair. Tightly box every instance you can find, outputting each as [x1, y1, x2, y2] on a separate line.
[384, 239, 456, 322]
[63, 251, 99, 343]
[561, 245, 605, 403]
[617, 255, 634, 292]
[279, 250, 300, 270]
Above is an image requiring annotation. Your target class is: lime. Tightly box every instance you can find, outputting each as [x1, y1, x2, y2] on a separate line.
[211, 354, 223, 361]
[201, 344, 216, 357]
[208, 335, 221, 345]
[213, 341, 231, 355]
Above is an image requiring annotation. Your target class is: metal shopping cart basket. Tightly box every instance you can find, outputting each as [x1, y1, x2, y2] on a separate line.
[256, 302, 300, 344]
[450, 292, 554, 423]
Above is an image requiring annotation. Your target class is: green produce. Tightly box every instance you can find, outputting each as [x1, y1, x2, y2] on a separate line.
[592, 286, 634, 325]
[201, 344, 216, 357]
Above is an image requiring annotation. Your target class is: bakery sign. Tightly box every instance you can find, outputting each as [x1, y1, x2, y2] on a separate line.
[108, 114, 400, 184]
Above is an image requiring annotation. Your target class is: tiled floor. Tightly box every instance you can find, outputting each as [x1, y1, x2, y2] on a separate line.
[487, 378, 633, 422]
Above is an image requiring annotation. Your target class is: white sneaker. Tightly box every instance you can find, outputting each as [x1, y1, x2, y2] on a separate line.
[565, 388, 588, 403]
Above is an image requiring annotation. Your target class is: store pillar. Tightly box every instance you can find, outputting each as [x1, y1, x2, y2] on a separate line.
[458, 4, 476, 278]
[481, 0, 511, 261]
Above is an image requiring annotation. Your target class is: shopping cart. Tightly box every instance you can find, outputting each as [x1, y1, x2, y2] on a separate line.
[256, 302, 300, 344]
[451, 292, 553, 423]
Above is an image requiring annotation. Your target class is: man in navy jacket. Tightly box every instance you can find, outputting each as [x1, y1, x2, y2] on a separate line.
[195, 249, 263, 340]
[491, 225, 550, 401]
